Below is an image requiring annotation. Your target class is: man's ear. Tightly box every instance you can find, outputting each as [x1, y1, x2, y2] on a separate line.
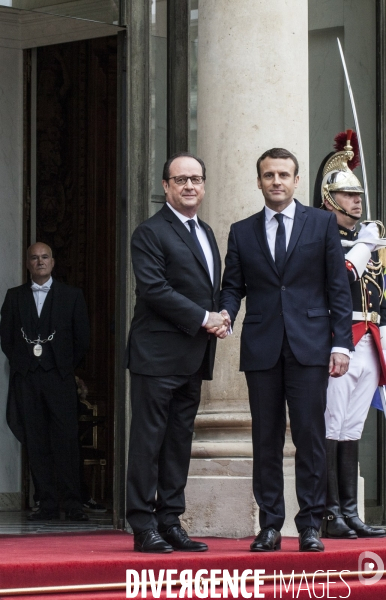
[257, 177, 262, 190]
[162, 179, 169, 195]
[323, 198, 333, 212]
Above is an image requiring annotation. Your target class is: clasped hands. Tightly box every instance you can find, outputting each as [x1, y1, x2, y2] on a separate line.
[205, 310, 231, 338]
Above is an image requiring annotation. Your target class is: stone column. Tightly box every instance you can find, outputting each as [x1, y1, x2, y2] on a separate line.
[0, 45, 23, 509]
[183, 0, 309, 537]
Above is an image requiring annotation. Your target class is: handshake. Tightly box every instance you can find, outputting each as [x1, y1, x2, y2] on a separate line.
[204, 310, 231, 339]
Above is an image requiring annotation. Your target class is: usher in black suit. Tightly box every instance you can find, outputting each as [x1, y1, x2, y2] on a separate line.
[126, 203, 221, 533]
[220, 200, 353, 532]
[0, 280, 90, 513]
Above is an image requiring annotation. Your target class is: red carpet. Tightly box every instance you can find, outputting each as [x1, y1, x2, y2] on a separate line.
[0, 531, 385, 598]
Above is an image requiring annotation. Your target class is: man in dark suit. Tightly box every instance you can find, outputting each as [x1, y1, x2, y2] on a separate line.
[220, 148, 354, 552]
[126, 152, 225, 553]
[0, 242, 90, 521]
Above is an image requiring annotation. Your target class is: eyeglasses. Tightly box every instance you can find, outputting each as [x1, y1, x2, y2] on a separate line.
[168, 175, 205, 185]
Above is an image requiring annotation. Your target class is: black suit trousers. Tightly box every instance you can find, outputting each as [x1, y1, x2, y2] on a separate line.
[13, 368, 82, 512]
[126, 368, 203, 533]
[245, 334, 329, 532]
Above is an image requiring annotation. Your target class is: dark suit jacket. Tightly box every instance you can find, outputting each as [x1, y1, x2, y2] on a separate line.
[220, 200, 354, 371]
[127, 203, 221, 380]
[0, 279, 90, 441]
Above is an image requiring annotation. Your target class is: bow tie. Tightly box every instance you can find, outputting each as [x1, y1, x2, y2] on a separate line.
[31, 283, 51, 293]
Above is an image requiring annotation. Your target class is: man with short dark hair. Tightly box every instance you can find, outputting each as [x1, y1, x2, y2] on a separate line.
[0, 242, 90, 521]
[126, 152, 225, 553]
[220, 148, 353, 552]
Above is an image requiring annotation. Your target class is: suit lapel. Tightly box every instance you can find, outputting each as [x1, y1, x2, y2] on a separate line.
[19, 282, 38, 328]
[285, 200, 307, 265]
[49, 280, 61, 332]
[199, 218, 221, 290]
[162, 204, 212, 283]
[253, 208, 279, 275]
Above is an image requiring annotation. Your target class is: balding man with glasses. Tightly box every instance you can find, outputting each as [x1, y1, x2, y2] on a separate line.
[126, 152, 228, 553]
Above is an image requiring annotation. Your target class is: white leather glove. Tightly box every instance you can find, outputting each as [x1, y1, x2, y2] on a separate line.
[357, 222, 380, 252]
[345, 243, 371, 278]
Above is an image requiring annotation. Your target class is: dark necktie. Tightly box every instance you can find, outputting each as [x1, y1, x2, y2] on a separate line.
[187, 219, 209, 271]
[274, 213, 286, 275]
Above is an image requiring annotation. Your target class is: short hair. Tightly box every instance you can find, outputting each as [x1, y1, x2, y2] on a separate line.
[256, 148, 299, 178]
[162, 152, 206, 181]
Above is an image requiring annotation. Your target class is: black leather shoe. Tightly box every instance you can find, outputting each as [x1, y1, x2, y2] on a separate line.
[345, 516, 386, 538]
[299, 527, 324, 552]
[250, 527, 281, 552]
[321, 515, 357, 539]
[65, 508, 89, 521]
[134, 529, 174, 553]
[160, 525, 208, 552]
[27, 508, 59, 521]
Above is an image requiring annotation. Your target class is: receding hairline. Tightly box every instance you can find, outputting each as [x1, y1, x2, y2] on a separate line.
[27, 243, 53, 259]
[168, 156, 203, 176]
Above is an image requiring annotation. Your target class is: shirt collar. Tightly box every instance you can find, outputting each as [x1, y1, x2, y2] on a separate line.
[31, 276, 53, 289]
[166, 202, 199, 227]
[265, 199, 296, 222]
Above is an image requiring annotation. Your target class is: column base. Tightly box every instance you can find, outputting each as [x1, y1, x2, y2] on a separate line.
[184, 458, 365, 538]
[184, 457, 298, 537]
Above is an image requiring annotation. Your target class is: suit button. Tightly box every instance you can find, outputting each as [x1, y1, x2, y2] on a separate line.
[281, 286, 286, 291]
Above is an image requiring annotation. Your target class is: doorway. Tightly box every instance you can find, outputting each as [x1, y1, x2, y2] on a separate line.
[25, 36, 118, 515]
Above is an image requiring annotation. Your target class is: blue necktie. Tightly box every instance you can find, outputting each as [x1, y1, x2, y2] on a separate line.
[187, 219, 209, 271]
[274, 213, 286, 275]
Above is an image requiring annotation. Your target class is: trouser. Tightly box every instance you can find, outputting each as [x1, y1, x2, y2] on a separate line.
[126, 368, 203, 534]
[325, 333, 380, 441]
[245, 334, 329, 532]
[14, 368, 83, 512]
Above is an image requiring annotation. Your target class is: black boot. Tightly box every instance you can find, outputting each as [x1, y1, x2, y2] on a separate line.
[321, 439, 357, 539]
[338, 440, 386, 538]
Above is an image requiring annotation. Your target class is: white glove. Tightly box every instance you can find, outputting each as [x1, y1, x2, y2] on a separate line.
[357, 222, 380, 252]
[345, 243, 371, 277]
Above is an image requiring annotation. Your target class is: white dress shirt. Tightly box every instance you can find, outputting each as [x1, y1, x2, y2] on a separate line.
[31, 277, 53, 317]
[264, 201, 349, 358]
[166, 202, 214, 327]
[265, 200, 296, 259]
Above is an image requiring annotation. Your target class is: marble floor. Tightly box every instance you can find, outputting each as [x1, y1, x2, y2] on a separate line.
[0, 511, 114, 535]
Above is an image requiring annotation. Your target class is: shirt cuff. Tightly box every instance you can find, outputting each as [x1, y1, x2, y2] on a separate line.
[202, 311, 209, 327]
[331, 346, 351, 358]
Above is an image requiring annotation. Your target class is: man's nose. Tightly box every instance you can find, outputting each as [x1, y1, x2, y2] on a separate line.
[184, 178, 194, 189]
[272, 174, 281, 185]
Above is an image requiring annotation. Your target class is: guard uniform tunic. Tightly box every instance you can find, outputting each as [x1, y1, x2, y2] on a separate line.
[325, 225, 386, 440]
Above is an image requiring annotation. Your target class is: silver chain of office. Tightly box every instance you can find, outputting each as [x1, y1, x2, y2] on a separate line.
[21, 327, 56, 357]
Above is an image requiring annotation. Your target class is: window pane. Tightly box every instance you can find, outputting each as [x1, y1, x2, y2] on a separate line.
[150, 0, 167, 215]
[189, 0, 198, 155]
[0, 0, 120, 25]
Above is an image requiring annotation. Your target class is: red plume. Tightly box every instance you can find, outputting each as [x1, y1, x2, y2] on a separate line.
[333, 130, 360, 169]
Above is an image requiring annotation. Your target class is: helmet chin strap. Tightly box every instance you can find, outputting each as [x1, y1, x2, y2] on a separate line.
[324, 193, 361, 221]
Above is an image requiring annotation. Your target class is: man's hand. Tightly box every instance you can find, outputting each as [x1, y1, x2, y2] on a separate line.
[205, 312, 226, 332]
[329, 352, 350, 378]
[357, 221, 380, 252]
[205, 310, 231, 337]
[213, 310, 231, 339]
